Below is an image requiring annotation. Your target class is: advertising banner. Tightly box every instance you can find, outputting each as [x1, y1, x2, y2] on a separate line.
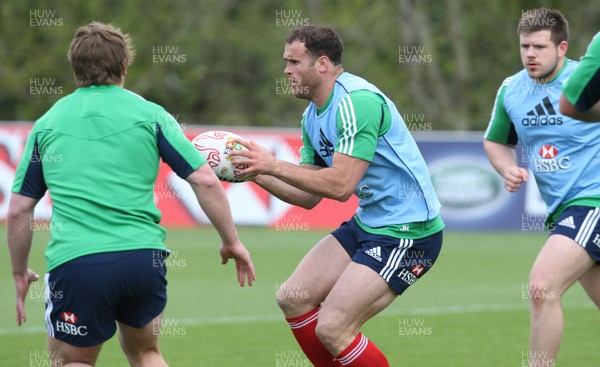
[415, 132, 545, 231]
[0, 124, 544, 230]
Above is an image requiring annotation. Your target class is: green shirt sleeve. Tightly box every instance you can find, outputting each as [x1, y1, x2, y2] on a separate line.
[335, 90, 390, 162]
[12, 123, 47, 198]
[155, 108, 206, 178]
[484, 80, 518, 145]
[562, 32, 600, 111]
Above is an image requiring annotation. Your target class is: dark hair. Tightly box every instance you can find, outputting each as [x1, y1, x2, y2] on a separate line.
[285, 25, 343, 65]
[518, 8, 569, 45]
[67, 22, 135, 87]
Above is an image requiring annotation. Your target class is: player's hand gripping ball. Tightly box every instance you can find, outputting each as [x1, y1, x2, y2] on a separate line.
[192, 130, 256, 183]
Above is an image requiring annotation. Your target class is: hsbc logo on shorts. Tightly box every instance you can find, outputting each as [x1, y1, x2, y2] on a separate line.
[398, 268, 418, 285]
[61, 312, 77, 323]
[56, 312, 88, 336]
[411, 264, 425, 276]
[532, 144, 571, 173]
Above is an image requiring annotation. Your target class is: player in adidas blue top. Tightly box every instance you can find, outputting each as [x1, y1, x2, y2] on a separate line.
[231, 25, 443, 367]
[484, 9, 600, 366]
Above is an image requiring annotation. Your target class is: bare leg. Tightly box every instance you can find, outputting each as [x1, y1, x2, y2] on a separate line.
[579, 264, 600, 308]
[528, 234, 595, 366]
[276, 235, 352, 366]
[276, 235, 352, 318]
[47, 336, 103, 366]
[118, 313, 168, 367]
[316, 262, 396, 355]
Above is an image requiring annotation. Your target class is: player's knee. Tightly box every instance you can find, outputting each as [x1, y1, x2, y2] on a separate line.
[120, 336, 161, 363]
[314, 315, 353, 353]
[123, 347, 163, 366]
[48, 339, 100, 366]
[527, 279, 559, 307]
[275, 282, 307, 314]
[314, 319, 338, 348]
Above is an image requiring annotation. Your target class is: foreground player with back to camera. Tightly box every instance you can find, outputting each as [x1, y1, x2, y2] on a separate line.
[231, 24, 444, 367]
[7, 22, 255, 367]
[484, 9, 600, 366]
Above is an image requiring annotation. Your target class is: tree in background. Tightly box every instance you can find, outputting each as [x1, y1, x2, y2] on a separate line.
[1, 0, 598, 130]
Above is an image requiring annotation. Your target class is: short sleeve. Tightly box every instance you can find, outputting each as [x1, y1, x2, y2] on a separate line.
[155, 109, 206, 179]
[562, 32, 600, 111]
[334, 90, 385, 162]
[484, 80, 519, 145]
[12, 125, 48, 198]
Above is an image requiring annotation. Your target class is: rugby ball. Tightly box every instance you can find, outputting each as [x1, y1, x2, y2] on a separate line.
[192, 130, 255, 183]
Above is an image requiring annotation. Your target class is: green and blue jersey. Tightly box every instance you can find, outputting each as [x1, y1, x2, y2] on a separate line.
[300, 72, 443, 239]
[485, 60, 600, 223]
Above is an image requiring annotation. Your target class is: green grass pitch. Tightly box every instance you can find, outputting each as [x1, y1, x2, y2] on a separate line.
[1, 226, 599, 366]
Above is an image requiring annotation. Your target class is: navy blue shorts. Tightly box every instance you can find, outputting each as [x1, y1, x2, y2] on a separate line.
[45, 249, 168, 347]
[551, 206, 600, 262]
[331, 218, 443, 295]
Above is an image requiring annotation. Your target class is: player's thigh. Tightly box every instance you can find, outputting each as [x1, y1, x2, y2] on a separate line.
[579, 264, 600, 308]
[117, 313, 162, 356]
[318, 228, 442, 333]
[277, 234, 351, 311]
[534, 206, 600, 294]
[530, 234, 595, 295]
[47, 335, 103, 366]
[320, 262, 397, 333]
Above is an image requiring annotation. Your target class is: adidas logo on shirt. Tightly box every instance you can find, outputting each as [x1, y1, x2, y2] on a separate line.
[521, 96, 563, 127]
[558, 216, 576, 229]
[365, 246, 382, 262]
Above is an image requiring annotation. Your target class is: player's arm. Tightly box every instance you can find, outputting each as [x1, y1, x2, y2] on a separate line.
[186, 164, 239, 245]
[235, 108, 366, 209]
[8, 127, 46, 325]
[483, 140, 528, 192]
[252, 167, 323, 209]
[232, 91, 382, 203]
[7, 193, 41, 326]
[7, 194, 39, 278]
[156, 112, 255, 286]
[185, 164, 255, 286]
[559, 91, 600, 122]
[249, 120, 323, 209]
[484, 81, 528, 192]
[227, 113, 322, 209]
[560, 33, 600, 122]
[240, 147, 368, 202]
